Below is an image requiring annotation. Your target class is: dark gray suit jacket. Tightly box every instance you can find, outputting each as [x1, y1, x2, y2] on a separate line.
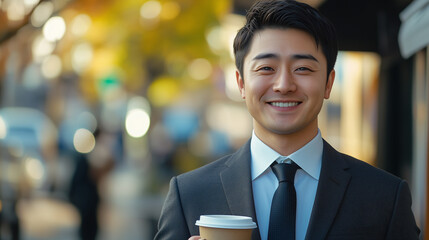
[154, 140, 420, 240]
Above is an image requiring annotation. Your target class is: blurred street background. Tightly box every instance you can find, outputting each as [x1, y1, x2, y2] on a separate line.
[1, 0, 428, 239]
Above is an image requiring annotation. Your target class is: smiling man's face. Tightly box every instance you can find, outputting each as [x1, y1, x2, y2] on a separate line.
[236, 28, 335, 142]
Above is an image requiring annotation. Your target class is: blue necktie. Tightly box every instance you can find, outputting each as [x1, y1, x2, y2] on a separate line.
[268, 162, 300, 240]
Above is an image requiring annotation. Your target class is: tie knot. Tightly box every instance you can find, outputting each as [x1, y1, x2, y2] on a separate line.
[271, 162, 300, 183]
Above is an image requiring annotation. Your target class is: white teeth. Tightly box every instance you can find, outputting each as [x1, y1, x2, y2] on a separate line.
[271, 102, 299, 107]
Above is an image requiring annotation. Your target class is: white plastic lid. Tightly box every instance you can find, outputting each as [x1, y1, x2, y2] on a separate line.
[195, 215, 257, 229]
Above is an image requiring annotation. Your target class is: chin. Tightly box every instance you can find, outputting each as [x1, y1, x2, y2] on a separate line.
[269, 123, 314, 136]
[269, 127, 299, 135]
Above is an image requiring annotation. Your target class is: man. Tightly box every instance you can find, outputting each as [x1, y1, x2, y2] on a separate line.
[154, 0, 420, 239]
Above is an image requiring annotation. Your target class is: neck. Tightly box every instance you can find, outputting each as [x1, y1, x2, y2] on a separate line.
[254, 122, 319, 156]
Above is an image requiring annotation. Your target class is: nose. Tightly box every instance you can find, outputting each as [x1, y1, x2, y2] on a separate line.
[273, 71, 297, 94]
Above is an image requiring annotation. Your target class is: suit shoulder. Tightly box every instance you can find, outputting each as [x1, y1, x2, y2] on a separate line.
[340, 152, 402, 184]
[175, 153, 231, 184]
[176, 140, 251, 184]
[324, 141, 402, 183]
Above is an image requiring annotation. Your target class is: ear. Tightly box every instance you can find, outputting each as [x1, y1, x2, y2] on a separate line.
[236, 70, 246, 99]
[324, 69, 335, 99]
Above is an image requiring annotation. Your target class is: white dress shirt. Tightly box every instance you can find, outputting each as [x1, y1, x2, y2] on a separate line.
[250, 130, 323, 240]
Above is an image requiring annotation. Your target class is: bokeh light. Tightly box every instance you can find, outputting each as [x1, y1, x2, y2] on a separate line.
[125, 109, 151, 138]
[43, 16, 66, 42]
[147, 76, 181, 107]
[71, 14, 92, 36]
[224, 63, 243, 101]
[24, 0, 40, 8]
[206, 102, 252, 140]
[0, 116, 7, 139]
[25, 157, 45, 182]
[73, 128, 96, 153]
[6, 0, 25, 21]
[41, 55, 62, 79]
[32, 34, 56, 62]
[206, 26, 223, 52]
[23, 0, 40, 15]
[188, 58, 212, 80]
[71, 42, 93, 73]
[160, 1, 180, 21]
[128, 96, 151, 115]
[140, 0, 162, 20]
[31, 1, 54, 27]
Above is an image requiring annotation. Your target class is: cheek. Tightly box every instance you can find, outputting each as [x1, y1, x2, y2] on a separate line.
[245, 77, 267, 97]
[302, 81, 327, 99]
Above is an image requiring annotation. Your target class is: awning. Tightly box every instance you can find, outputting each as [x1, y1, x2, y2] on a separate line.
[398, 0, 429, 58]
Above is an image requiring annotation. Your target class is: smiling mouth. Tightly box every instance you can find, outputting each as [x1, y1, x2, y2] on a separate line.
[270, 102, 301, 107]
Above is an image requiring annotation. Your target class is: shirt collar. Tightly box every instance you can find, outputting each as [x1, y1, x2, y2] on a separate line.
[250, 130, 323, 181]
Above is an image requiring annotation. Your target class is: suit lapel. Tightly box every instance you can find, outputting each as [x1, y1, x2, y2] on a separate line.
[305, 140, 351, 240]
[218, 139, 350, 240]
[220, 141, 261, 240]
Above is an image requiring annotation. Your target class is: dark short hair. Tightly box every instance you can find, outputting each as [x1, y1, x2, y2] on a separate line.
[233, 0, 338, 79]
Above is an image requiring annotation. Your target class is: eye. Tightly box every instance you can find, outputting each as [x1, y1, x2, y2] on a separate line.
[295, 67, 313, 72]
[257, 66, 274, 71]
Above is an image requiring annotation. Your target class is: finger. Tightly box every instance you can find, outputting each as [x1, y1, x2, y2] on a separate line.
[188, 236, 202, 240]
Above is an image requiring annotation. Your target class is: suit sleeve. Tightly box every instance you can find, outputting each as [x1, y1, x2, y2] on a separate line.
[154, 177, 191, 240]
[385, 180, 420, 239]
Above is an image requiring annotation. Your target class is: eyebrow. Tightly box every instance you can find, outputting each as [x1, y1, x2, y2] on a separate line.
[252, 53, 279, 61]
[292, 54, 319, 62]
[252, 53, 319, 63]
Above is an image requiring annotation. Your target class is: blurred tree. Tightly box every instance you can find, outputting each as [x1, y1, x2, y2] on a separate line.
[64, 0, 231, 102]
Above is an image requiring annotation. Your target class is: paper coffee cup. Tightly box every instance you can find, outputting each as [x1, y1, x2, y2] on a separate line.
[195, 215, 257, 240]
